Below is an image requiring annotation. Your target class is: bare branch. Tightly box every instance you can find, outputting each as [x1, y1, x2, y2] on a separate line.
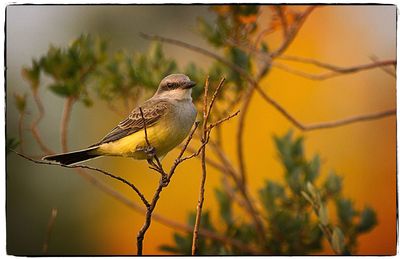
[140, 33, 251, 81]
[30, 90, 54, 154]
[207, 110, 240, 131]
[273, 56, 396, 80]
[301, 109, 396, 130]
[137, 117, 204, 255]
[13, 150, 150, 208]
[236, 86, 255, 187]
[256, 87, 396, 131]
[279, 54, 396, 72]
[17, 111, 25, 153]
[183, 146, 226, 172]
[192, 77, 211, 255]
[275, 6, 289, 38]
[270, 6, 317, 58]
[370, 55, 396, 78]
[190, 77, 238, 255]
[42, 208, 58, 254]
[60, 97, 75, 153]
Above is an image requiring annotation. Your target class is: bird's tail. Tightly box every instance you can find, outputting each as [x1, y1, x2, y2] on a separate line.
[42, 146, 101, 165]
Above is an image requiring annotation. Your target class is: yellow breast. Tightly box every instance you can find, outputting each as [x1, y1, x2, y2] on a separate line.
[97, 107, 196, 160]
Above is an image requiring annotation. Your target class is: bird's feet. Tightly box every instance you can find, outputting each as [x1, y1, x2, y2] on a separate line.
[143, 145, 156, 160]
[143, 146, 169, 186]
[146, 158, 169, 187]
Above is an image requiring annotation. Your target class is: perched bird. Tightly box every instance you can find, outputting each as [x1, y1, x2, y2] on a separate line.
[43, 74, 197, 165]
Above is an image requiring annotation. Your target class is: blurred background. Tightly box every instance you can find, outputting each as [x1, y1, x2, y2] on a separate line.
[6, 5, 396, 255]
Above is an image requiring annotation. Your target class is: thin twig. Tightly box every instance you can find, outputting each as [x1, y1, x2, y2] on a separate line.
[256, 87, 396, 131]
[17, 112, 25, 153]
[275, 6, 289, 38]
[42, 208, 58, 253]
[207, 110, 241, 131]
[270, 6, 317, 58]
[369, 55, 396, 78]
[205, 77, 225, 124]
[140, 33, 251, 81]
[137, 116, 203, 255]
[183, 146, 226, 172]
[191, 77, 211, 255]
[278, 55, 396, 73]
[301, 109, 397, 130]
[236, 86, 255, 187]
[273, 58, 397, 80]
[140, 16, 393, 134]
[13, 150, 151, 208]
[60, 97, 75, 153]
[140, 35, 270, 238]
[190, 81, 242, 255]
[30, 90, 54, 154]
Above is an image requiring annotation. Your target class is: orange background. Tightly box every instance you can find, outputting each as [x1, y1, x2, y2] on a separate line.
[6, 5, 396, 255]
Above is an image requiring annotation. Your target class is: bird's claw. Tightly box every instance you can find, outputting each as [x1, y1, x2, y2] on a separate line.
[143, 145, 156, 159]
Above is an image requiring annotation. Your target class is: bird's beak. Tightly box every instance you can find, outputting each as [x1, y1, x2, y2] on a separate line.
[183, 81, 196, 89]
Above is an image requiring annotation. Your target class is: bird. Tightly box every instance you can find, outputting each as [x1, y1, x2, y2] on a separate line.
[43, 74, 197, 165]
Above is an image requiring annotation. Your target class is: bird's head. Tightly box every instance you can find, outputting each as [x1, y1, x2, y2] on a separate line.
[154, 74, 196, 100]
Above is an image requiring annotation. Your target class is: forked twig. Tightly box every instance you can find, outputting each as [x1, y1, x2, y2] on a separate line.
[191, 78, 240, 255]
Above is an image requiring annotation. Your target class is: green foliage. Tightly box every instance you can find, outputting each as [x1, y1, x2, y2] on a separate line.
[13, 93, 27, 113]
[161, 131, 377, 255]
[159, 211, 225, 255]
[357, 207, 377, 233]
[21, 60, 41, 91]
[95, 42, 179, 104]
[22, 34, 107, 107]
[22, 34, 230, 109]
[197, 6, 260, 91]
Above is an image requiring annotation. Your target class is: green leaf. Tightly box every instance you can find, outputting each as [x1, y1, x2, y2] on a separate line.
[324, 171, 342, 195]
[13, 93, 27, 113]
[307, 155, 320, 182]
[21, 59, 41, 90]
[158, 244, 180, 253]
[356, 207, 377, 233]
[215, 188, 232, 225]
[259, 181, 285, 211]
[197, 17, 225, 47]
[48, 83, 75, 97]
[81, 96, 93, 107]
[301, 191, 314, 205]
[336, 198, 355, 226]
[306, 182, 317, 199]
[260, 41, 269, 53]
[318, 205, 329, 226]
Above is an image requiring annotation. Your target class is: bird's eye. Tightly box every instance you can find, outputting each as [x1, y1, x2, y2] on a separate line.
[167, 82, 174, 88]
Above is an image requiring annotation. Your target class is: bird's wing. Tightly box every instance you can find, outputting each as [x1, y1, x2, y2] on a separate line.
[94, 99, 172, 145]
